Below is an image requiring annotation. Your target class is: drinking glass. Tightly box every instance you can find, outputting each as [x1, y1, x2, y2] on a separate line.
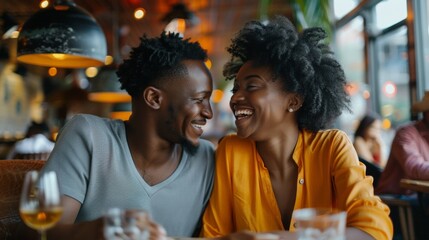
[292, 208, 347, 240]
[20, 170, 63, 240]
[104, 208, 150, 240]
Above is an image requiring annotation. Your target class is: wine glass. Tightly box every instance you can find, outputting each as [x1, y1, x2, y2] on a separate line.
[20, 170, 63, 240]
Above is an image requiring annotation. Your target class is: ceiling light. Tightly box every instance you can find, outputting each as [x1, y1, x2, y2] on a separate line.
[2, 12, 19, 39]
[161, 3, 199, 28]
[17, 0, 107, 68]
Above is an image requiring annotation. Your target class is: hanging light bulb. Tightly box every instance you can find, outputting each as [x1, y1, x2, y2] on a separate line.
[17, 0, 107, 68]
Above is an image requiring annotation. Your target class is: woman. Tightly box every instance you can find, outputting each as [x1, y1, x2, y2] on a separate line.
[354, 114, 386, 168]
[201, 16, 393, 240]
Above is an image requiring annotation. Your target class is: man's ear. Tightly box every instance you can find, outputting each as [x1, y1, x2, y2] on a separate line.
[143, 87, 163, 109]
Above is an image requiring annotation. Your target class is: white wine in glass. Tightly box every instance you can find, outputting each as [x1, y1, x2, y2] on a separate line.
[20, 170, 63, 240]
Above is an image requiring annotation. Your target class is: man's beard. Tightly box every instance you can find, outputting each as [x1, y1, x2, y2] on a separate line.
[165, 104, 199, 155]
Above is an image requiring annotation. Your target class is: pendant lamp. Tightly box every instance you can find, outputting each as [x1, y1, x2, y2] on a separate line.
[2, 12, 19, 39]
[161, 3, 199, 28]
[17, 0, 107, 68]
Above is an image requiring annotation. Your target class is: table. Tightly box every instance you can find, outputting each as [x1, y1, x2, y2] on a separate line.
[400, 179, 429, 215]
[400, 179, 429, 194]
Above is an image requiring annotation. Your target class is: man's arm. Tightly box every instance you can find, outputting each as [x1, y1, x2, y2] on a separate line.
[393, 126, 429, 180]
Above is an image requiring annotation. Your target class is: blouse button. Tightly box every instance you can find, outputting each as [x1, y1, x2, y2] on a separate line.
[299, 178, 304, 184]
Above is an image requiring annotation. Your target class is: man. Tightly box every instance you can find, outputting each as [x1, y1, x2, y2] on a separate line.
[19, 32, 215, 239]
[376, 91, 429, 239]
[376, 91, 429, 194]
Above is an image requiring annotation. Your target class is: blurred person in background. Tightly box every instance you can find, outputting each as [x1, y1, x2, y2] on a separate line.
[377, 91, 429, 194]
[201, 16, 392, 240]
[376, 91, 429, 239]
[7, 120, 55, 160]
[353, 113, 386, 169]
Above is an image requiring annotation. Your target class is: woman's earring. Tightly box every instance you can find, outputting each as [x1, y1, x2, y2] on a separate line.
[288, 108, 294, 112]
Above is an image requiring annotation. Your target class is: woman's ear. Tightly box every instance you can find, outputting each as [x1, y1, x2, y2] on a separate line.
[143, 87, 163, 109]
[287, 93, 304, 112]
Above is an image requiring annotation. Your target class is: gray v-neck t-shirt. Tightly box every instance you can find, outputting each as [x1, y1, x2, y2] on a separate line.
[42, 114, 215, 237]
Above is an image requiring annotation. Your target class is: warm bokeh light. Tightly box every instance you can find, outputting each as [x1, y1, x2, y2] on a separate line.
[52, 54, 66, 60]
[105, 55, 114, 65]
[177, 18, 186, 34]
[212, 89, 224, 103]
[164, 18, 187, 37]
[10, 31, 20, 39]
[40, 0, 49, 8]
[88, 92, 131, 103]
[85, 67, 98, 78]
[134, 8, 146, 19]
[204, 59, 212, 69]
[48, 67, 57, 77]
[381, 104, 394, 117]
[382, 118, 391, 129]
[52, 131, 58, 141]
[110, 111, 132, 120]
[362, 89, 371, 99]
[345, 82, 359, 96]
[383, 81, 397, 98]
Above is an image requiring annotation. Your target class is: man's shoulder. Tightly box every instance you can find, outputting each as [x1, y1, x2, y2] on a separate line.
[396, 121, 420, 134]
[192, 139, 215, 156]
[69, 113, 109, 123]
[66, 114, 118, 129]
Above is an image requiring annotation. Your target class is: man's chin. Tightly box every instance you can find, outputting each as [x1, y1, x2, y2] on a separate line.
[181, 139, 199, 155]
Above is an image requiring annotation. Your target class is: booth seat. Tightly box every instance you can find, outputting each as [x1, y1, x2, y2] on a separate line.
[0, 160, 45, 240]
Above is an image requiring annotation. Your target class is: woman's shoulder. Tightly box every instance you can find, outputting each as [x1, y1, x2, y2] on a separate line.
[197, 138, 216, 153]
[303, 128, 349, 141]
[219, 134, 253, 145]
[217, 134, 254, 152]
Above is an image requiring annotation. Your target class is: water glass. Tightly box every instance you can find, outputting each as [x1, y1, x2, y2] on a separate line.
[104, 208, 149, 240]
[292, 208, 347, 240]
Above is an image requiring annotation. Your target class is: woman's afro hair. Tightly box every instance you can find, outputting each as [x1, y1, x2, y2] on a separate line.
[117, 32, 208, 98]
[224, 15, 351, 131]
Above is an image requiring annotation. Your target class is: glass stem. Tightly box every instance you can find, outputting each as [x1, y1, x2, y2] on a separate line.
[40, 230, 47, 240]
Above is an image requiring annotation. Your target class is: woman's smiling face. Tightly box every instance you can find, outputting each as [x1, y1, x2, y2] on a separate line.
[230, 61, 296, 140]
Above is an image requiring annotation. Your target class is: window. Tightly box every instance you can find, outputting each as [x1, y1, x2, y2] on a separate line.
[376, 26, 410, 128]
[335, 16, 367, 135]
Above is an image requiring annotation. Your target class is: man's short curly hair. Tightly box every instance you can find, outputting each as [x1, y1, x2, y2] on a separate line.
[117, 32, 208, 98]
[224, 15, 351, 131]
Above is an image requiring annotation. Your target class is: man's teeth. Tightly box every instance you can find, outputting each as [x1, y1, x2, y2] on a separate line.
[192, 124, 203, 129]
[235, 109, 253, 117]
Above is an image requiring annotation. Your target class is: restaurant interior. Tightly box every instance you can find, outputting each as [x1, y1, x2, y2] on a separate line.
[1, 1, 429, 240]
[0, 0, 296, 157]
[0, 0, 428, 154]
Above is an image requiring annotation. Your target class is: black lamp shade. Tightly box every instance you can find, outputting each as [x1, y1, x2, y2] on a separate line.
[17, 2, 107, 68]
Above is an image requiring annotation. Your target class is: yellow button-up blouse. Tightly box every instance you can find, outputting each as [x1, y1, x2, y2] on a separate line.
[201, 129, 393, 240]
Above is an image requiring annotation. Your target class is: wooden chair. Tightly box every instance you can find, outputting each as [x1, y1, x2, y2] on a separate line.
[359, 158, 416, 240]
[379, 195, 415, 240]
[0, 160, 45, 240]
